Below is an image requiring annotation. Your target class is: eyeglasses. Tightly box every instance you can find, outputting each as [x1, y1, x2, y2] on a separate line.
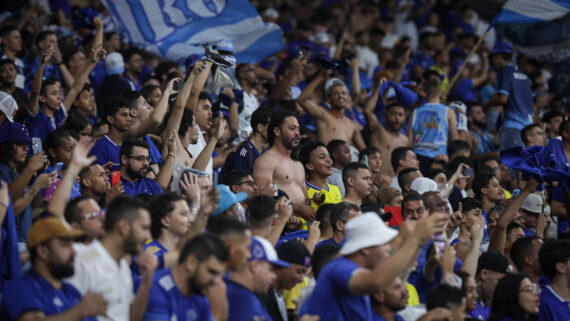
[237, 180, 257, 187]
[128, 155, 151, 162]
[520, 283, 540, 294]
[83, 210, 103, 220]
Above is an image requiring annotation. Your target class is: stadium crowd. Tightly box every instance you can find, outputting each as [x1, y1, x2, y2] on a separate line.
[0, 0, 568, 321]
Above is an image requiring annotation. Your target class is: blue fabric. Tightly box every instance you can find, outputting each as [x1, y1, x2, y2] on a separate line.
[0, 162, 32, 243]
[315, 237, 344, 249]
[143, 269, 213, 321]
[0, 194, 20, 293]
[372, 313, 405, 321]
[469, 301, 491, 320]
[123, 75, 140, 91]
[222, 140, 262, 174]
[538, 285, 570, 321]
[144, 239, 167, 270]
[414, 258, 463, 303]
[411, 51, 434, 70]
[144, 135, 163, 166]
[88, 61, 106, 91]
[472, 129, 496, 154]
[496, 64, 533, 130]
[451, 78, 475, 102]
[225, 278, 273, 321]
[90, 135, 121, 172]
[122, 177, 163, 197]
[277, 230, 309, 247]
[411, 103, 450, 158]
[24, 58, 64, 93]
[307, 256, 372, 321]
[25, 107, 66, 142]
[1, 269, 94, 321]
[344, 106, 367, 128]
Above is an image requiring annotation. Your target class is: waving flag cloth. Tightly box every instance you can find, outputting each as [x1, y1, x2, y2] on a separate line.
[100, 0, 284, 64]
[491, 0, 570, 62]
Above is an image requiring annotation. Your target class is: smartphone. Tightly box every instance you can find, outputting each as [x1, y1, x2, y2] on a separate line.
[462, 167, 475, 178]
[296, 48, 305, 59]
[32, 137, 42, 154]
[432, 232, 447, 258]
[111, 171, 121, 186]
[54, 162, 64, 173]
[364, 155, 369, 167]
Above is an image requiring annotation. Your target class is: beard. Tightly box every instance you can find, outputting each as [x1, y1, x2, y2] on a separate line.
[48, 258, 75, 279]
[473, 119, 487, 129]
[123, 229, 142, 255]
[126, 164, 147, 180]
[188, 270, 210, 295]
[282, 135, 299, 150]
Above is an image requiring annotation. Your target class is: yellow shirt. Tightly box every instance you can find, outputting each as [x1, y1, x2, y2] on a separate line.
[406, 282, 420, 306]
[284, 277, 311, 310]
[301, 181, 343, 229]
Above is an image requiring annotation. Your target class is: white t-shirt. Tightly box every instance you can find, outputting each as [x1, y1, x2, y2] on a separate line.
[234, 91, 259, 145]
[187, 129, 213, 177]
[66, 240, 134, 321]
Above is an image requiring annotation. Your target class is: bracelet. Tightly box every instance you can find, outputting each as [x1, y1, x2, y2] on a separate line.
[167, 154, 176, 159]
[0, 201, 8, 208]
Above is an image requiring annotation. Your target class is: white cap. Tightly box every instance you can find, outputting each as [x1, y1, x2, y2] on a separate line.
[520, 193, 543, 214]
[410, 177, 438, 195]
[0, 92, 17, 122]
[105, 52, 124, 76]
[340, 212, 398, 256]
[262, 8, 279, 20]
[311, 31, 331, 45]
[325, 78, 347, 97]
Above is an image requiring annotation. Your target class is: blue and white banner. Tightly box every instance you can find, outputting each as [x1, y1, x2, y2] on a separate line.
[101, 0, 284, 64]
[493, 0, 570, 62]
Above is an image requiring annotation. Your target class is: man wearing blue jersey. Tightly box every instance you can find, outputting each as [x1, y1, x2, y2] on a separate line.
[143, 234, 228, 321]
[408, 75, 459, 175]
[483, 43, 533, 150]
[538, 239, 570, 321]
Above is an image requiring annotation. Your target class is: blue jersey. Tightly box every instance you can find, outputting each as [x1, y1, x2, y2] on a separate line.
[225, 278, 273, 321]
[24, 58, 64, 92]
[469, 301, 491, 320]
[373, 313, 405, 321]
[144, 239, 168, 270]
[277, 230, 309, 247]
[144, 135, 163, 166]
[307, 257, 372, 321]
[91, 135, 121, 172]
[411, 103, 449, 158]
[451, 79, 475, 102]
[0, 162, 32, 243]
[221, 140, 262, 175]
[538, 285, 570, 321]
[122, 177, 163, 197]
[497, 64, 533, 130]
[472, 130, 495, 155]
[1, 269, 95, 321]
[143, 269, 213, 321]
[26, 106, 66, 141]
[0, 194, 21, 292]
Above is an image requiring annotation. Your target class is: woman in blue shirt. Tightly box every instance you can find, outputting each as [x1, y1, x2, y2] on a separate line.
[489, 274, 540, 321]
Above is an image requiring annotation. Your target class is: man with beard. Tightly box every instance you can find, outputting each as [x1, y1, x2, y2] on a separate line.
[67, 196, 157, 321]
[254, 110, 316, 221]
[142, 234, 229, 321]
[466, 102, 496, 156]
[2, 217, 107, 320]
[300, 141, 343, 212]
[298, 75, 366, 152]
[234, 63, 261, 143]
[119, 138, 174, 196]
[370, 276, 408, 321]
[364, 81, 410, 177]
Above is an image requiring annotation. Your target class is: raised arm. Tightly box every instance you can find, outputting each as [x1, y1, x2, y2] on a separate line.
[192, 113, 224, 171]
[271, 57, 305, 100]
[63, 44, 107, 111]
[488, 179, 539, 254]
[186, 61, 213, 112]
[460, 219, 484, 277]
[363, 79, 386, 130]
[29, 46, 54, 115]
[155, 130, 177, 190]
[297, 73, 327, 119]
[220, 88, 239, 138]
[127, 78, 179, 138]
[46, 138, 95, 219]
[471, 54, 489, 88]
[350, 58, 361, 102]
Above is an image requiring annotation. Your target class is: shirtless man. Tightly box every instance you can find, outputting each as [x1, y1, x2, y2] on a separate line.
[253, 110, 316, 221]
[297, 73, 366, 153]
[364, 80, 409, 177]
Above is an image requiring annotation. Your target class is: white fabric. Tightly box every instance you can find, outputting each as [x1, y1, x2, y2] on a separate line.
[66, 240, 134, 321]
[187, 129, 213, 177]
[340, 213, 398, 256]
[234, 91, 259, 144]
[355, 45, 379, 79]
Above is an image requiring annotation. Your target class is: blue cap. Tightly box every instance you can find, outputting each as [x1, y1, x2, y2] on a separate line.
[492, 42, 513, 55]
[185, 54, 202, 69]
[249, 236, 290, 267]
[0, 122, 31, 144]
[216, 40, 234, 52]
[211, 184, 247, 216]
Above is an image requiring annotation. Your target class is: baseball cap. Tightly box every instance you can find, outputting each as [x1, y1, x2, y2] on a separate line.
[325, 78, 347, 97]
[340, 212, 398, 256]
[28, 217, 85, 249]
[410, 177, 438, 195]
[0, 122, 31, 144]
[211, 184, 247, 216]
[249, 236, 290, 267]
[520, 193, 543, 214]
[379, 187, 401, 206]
[0, 92, 17, 122]
[276, 240, 311, 267]
[105, 52, 124, 75]
[262, 8, 279, 20]
[477, 250, 511, 275]
[491, 42, 513, 55]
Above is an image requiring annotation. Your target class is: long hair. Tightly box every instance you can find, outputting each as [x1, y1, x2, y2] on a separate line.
[489, 274, 538, 321]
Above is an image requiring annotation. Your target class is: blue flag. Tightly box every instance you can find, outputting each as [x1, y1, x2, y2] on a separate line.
[101, 0, 284, 64]
[492, 0, 570, 62]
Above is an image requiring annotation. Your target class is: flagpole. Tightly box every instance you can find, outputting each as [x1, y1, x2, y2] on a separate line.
[444, 28, 491, 96]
